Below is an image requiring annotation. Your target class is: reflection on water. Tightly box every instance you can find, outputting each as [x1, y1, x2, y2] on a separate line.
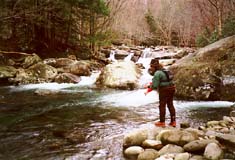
[0, 84, 234, 160]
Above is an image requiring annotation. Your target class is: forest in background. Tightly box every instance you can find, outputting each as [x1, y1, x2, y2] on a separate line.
[0, 0, 235, 59]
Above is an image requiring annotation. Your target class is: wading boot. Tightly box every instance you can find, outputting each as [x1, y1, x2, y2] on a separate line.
[155, 121, 165, 127]
[168, 121, 176, 127]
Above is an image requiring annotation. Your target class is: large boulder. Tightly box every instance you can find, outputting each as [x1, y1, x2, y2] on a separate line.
[0, 66, 17, 78]
[157, 129, 199, 147]
[170, 35, 235, 100]
[11, 63, 57, 84]
[183, 139, 219, 153]
[65, 61, 91, 76]
[203, 143, 223, 160]
[22, 53, 41, 68]
[50, 58, 76, 68]
[96, 61, 141, 90]
[53, 60, 91, 76]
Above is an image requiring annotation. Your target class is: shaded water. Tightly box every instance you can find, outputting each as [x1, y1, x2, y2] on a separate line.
[0, 83, 234, 160]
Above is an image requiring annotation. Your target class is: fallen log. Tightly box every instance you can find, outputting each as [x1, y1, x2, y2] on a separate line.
[0, 50, 31, 56]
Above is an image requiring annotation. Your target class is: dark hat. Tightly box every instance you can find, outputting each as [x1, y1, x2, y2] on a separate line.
[150, 58, 159, 66]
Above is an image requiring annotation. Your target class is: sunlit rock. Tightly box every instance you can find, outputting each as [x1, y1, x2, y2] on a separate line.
[158, 144, 184, 156]
[155, 153, 175, 160]
[159, 59, 176, 66]
[96, 61, 141, 90]
[204, 143, 223, 160]
[142, 140, 163, 150]
[124, 146, 144, 159]
[175, 152, 191, 160]
[137, 149, 159, 160]
[123, 129, 148, 148]
[183, 139, 219, 153]
[157, 129, 199, 146]
[189, 155, 204, 160]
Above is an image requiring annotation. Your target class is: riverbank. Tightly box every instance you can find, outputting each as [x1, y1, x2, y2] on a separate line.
[122, 112, 235, 160]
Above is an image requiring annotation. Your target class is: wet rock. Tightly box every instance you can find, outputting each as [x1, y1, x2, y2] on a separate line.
[35, 89, 60, 96]
[204, 143, 223, 160]
[137, 149, 159, 160]
[180, 122, 191, 129]
[54, 73, 81, 83]
[90, 149, 108, 160]
[230, 110, 235, 117]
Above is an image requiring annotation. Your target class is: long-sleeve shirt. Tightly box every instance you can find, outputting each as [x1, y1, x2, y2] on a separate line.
[151, 70, 173, 90]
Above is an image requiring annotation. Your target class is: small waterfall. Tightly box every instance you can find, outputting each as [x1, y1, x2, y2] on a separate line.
[108, 50, 117, 62]
[124, 52, 134, 61]
[142, 47, 152, 58]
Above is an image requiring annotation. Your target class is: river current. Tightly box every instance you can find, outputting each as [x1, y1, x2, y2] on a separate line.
[0, 79, 233, 160]
[0, 52, 234, 159]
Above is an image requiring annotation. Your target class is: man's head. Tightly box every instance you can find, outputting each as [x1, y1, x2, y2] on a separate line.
[150, 58, 159, 67]
[148, 58, 163, 75]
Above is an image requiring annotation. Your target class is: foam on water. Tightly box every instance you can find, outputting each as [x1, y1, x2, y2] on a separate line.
[9, 72, 100, 92]
[99, 89, 158, 107]
[99, 89, 233, 108]
[9, 82, 81, 92]
[174, 100, 234, 110]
